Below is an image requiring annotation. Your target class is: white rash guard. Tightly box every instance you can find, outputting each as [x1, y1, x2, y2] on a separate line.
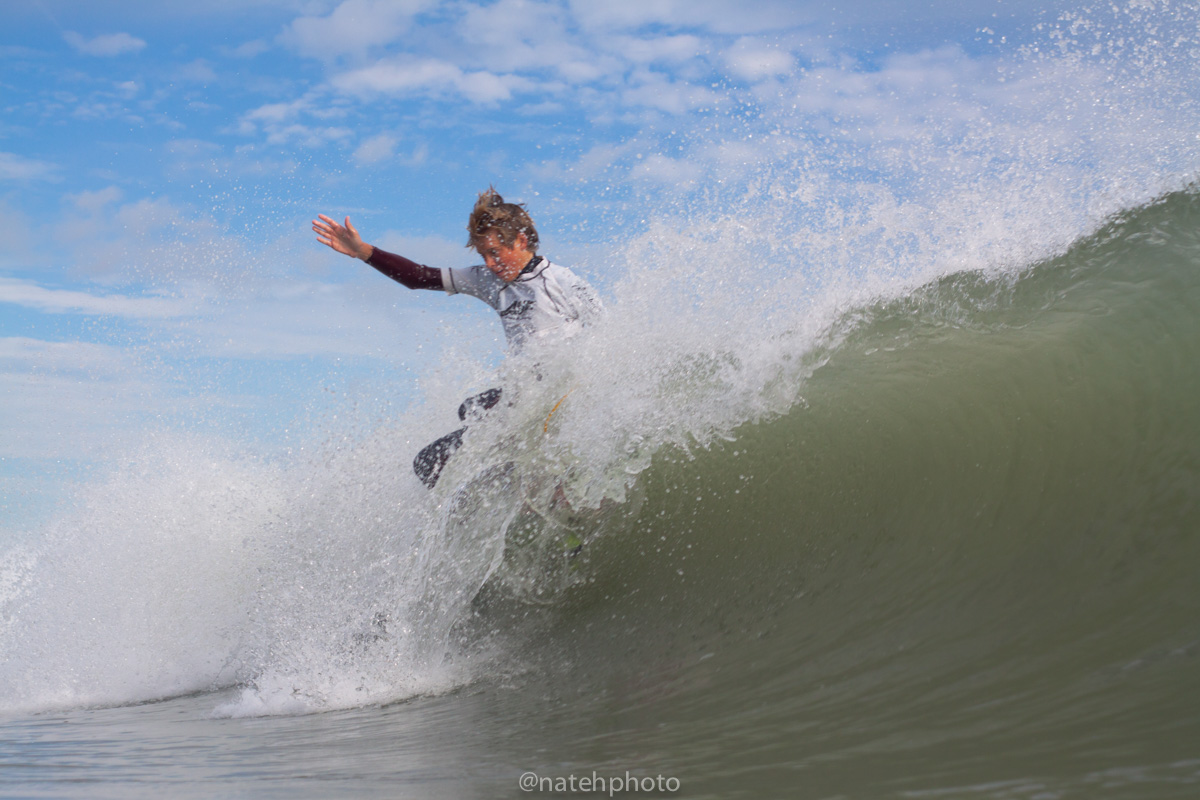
[441, 256, 603, 351]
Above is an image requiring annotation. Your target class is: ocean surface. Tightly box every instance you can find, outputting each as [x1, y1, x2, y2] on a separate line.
[4, 6, 1200, 800]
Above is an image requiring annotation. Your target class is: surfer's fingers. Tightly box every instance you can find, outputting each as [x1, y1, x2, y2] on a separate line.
[313, 219, 343, 241]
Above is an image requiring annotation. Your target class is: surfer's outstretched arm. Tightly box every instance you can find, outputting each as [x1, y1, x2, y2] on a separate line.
[312, 213, 442, 290]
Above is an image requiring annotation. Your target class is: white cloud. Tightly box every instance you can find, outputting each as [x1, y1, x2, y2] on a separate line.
[279, 0, 435, 60]
[529, 141, 640, 182]
[69, 186, 124, 214]
[44, 192, 264, 286]
[0, 152, 57, 182]
[568, 0, 813, 34]
[0, 337, 129, 371]
[225, 39, 271, 58]
[246, 0, 809, 136]
[0, 278, 197, 319]
[610, 34, 705, 64]
[568, 0, 695, 30]
[352, 133, 396, 164]
[629, 153, 704, 185]
[515, 100, 566, 116]
[457, 70, 527, 104]
[63, 31, 147, 57]
[461, 0, 560, 46]
[331, 57, 533, 103]
[555, 59, 613, 83]
[0, 338, 183, 460]
[459, 0, 598, 79]
[241, 97, 310, 126]
[406, 141, 429, 166]
[331, 57, 461, 94]
[178, 59, 218, 83]
[174, 276, 459, 360]
[0, 200, 38, 269]
[723, 37, 796, 81]
[237, 96, 352, 146]
[266, 123, 353, 147]
[620, 70, 722, 114]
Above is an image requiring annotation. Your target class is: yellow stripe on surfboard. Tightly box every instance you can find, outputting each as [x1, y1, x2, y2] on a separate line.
[544, 388, 574, 433]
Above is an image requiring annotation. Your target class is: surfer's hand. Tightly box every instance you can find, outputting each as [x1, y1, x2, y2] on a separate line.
[313, 214, 372, 260]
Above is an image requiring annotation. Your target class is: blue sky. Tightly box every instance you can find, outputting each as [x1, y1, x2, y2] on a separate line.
[2, 0, 1196, 527]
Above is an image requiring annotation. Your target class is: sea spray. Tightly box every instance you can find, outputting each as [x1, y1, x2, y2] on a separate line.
[0, 434, 281, 713]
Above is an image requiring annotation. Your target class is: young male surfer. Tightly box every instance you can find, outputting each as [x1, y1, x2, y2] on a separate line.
[313, 189, 602, 488]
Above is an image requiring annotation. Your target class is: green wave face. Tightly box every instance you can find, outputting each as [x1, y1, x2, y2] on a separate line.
[459, 190, 1200, 796]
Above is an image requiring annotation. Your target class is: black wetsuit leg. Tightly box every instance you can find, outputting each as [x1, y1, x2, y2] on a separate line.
[414, 427, 466, 488]
[413, 388, 503, 489]
[457, 387, 503, 421]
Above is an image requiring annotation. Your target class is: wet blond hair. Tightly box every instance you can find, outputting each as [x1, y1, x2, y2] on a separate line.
[466, 187, 539, 254]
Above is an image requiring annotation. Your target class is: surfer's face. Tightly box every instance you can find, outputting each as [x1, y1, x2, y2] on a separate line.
[477, 231, 530, 282]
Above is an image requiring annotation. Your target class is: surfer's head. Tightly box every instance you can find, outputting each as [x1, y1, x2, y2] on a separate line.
[467, 187, 539, 255]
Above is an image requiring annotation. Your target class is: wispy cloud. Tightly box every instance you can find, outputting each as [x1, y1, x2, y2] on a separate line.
[723, 37, 797, 81]
[352, 133, 397, 164]
[0, 337, 162, 460]
[0, 279, 198, 319]
[608, 34, 706, 65]
[567, 0, 814, 34]
[278, 0, 436, 60]
[330, 57, 536, 104]
[63, 31, 147, 57]
[0, 337, 275, 464]
[0, 152, 57, 182]
[0, 336, 131, 371]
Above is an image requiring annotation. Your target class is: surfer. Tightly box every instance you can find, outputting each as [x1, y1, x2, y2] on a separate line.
[313, 188, 602, 488]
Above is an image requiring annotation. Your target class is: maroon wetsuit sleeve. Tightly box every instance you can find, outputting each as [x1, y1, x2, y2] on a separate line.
[365, 247, 443, 291]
